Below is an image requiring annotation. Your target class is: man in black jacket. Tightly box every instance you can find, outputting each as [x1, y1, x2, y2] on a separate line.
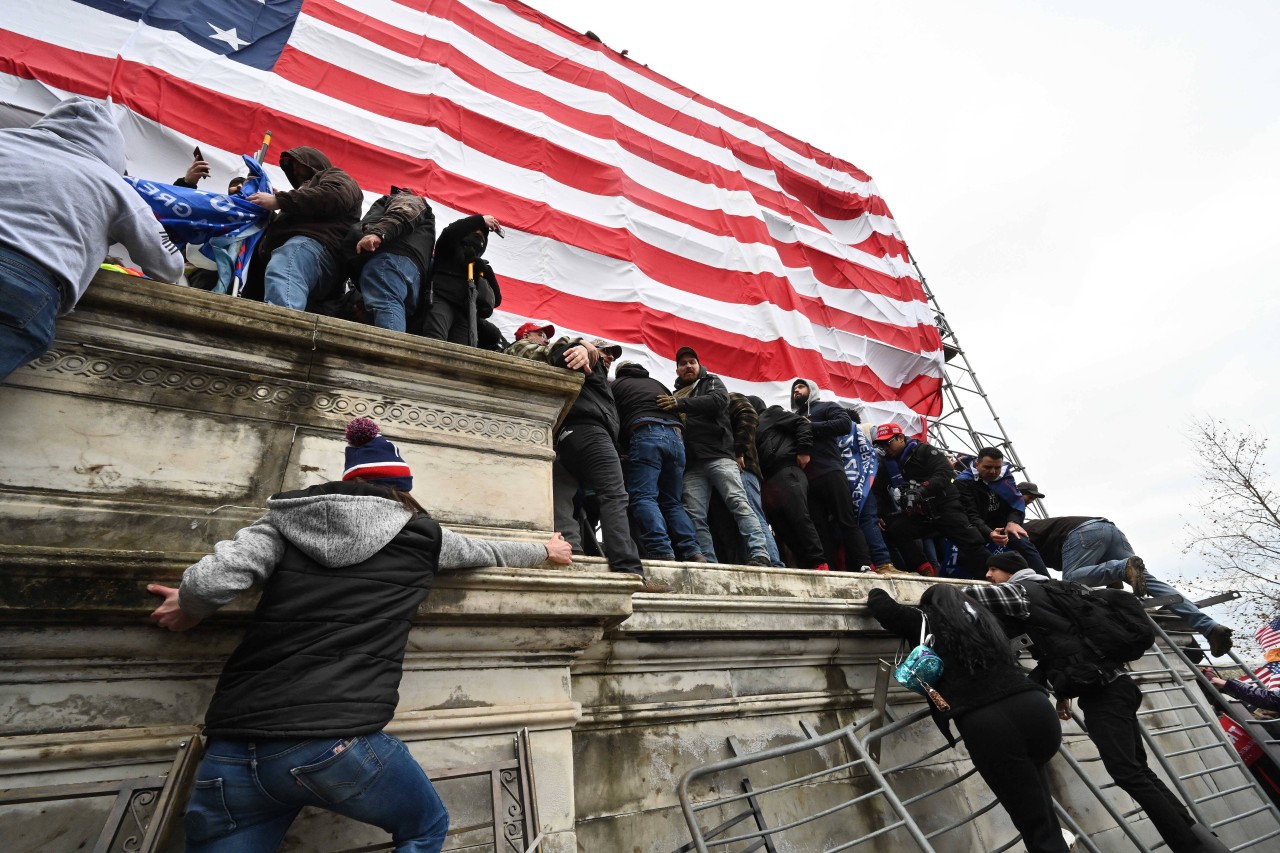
[955, 447, 1049, 575]
[353, 187, 435, 333]
[612, 361, 704, 561]
[508, 336, 668, 591]
[791, 379, 871, 572]
[871, 423, 990, 578]
[659, 346, 770, 565]
[756, 403, 828, 569]
[422, 212, 503, 345]
[245, 146, 363, 311]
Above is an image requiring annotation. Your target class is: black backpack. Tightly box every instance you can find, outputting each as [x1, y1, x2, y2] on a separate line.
[1020, 579, 1155, 697]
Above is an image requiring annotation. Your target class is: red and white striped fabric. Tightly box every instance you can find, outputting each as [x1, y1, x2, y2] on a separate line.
[0, 0, 942, 432]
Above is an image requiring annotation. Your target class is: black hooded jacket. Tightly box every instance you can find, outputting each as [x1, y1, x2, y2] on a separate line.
[673, 367, 734, 462]
[790, 379, 852, 479]
[611, 363, 680, 448]
[245, 146, 363, 299]
[430, 214, 501, 315]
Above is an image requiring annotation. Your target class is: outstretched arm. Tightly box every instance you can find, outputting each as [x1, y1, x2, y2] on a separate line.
[438, 529, 571, 571]
[147, 517, 285, 631]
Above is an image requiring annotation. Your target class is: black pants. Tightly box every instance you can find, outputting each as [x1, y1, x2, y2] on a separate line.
[761, 466, 825, 568]
[420, 297, 472, 345]
[1078, 675, 1203, 852]
[806, 469, 870, 570]
[955, 690, 1067, 853]
[555, 422, 644, 576]
[884, 502, 989, 577]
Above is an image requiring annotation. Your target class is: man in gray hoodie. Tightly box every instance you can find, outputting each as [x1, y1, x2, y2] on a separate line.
[0, 96, 183, 383]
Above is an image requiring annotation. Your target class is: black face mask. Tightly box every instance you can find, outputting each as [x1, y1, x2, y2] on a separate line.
[461, 233, 486, 259]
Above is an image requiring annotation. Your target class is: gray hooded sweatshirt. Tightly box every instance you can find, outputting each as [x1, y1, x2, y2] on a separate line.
[179, 489, 550, 619]
[0, 96, 183, 309]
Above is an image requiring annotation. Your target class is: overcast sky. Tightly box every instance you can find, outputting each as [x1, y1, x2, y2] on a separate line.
[534, 0, 1280, 634]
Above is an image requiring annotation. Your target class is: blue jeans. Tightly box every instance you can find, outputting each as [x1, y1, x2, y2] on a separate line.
[0, 246, 61, 383]
[858, 492, 893, 566]
[1062, 519, 1216, 635]
[741, 470, 783, 566]
[360, 253, 420, 332]
[624, 423, 701, 559]
[263, 236, 338, 311]
[185, 732, 448, 852]
[683, 457, 768, 563]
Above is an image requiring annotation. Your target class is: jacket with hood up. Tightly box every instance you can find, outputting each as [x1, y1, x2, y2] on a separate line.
[180, 480, 549, 739]
[790, 379, 853, 479]
[245, 146, 362, 298]
[430, 214, 502, 315]
[672, 366, 734, 462]
[0, 96, 182, 309]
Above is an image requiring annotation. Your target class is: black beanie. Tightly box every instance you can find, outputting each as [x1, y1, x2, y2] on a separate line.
[987, 552, 1028, 573]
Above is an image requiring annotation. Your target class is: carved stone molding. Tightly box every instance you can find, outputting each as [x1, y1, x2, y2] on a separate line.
[29, 346, 550, 447]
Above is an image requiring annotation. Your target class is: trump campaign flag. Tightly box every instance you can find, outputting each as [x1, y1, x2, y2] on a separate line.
[126, 155, 273, 291]
[0, 0, 944, 431]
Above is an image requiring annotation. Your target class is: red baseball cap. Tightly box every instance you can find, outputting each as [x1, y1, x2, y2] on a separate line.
[872, 423, 905, 443]
[515, 321, 554, 340]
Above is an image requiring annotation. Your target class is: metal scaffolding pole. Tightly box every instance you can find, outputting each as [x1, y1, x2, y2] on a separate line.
[912, 252, 1045, 517]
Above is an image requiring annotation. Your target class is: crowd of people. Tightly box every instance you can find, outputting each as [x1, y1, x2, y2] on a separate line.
[0, 100, 1249, 852]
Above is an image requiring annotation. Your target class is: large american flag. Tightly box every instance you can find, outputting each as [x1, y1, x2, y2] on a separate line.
[0, 0, 943, 431]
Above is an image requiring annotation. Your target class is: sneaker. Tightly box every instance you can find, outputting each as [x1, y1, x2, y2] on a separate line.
[813, 563, 830, 571]
[687, 553, 710, 563]
[916, 563, 938, 578]
[1207, 625, 1234, 657]
[636, 579, 673, 594]
[1123, 556, 1148, 598]
[747, 555, 772, 567]
[1062, 828, 1078, 850]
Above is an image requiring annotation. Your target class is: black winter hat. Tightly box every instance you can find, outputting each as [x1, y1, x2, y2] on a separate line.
[986, 552, 1029, 573]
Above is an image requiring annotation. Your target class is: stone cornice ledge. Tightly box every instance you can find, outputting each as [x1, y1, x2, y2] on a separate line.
[74, 272, 585, 399]
[0, 546, 636, 629]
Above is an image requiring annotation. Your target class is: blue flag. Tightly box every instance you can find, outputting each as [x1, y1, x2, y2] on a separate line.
[126, 155, 273, 292]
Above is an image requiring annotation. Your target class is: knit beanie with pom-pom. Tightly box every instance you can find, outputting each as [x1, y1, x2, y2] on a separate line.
[342, 417, 413, 492]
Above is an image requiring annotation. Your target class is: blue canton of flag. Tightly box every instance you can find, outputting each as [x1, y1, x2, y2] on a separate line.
[1256, 617, 1280, 652]
[75, 0, 304, 71]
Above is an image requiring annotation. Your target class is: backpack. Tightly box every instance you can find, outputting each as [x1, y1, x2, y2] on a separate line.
[1020, 579, 1154, 697]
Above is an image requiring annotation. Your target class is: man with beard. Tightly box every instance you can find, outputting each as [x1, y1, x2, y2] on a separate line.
[245, 146, 363, 311]
[659, 346, 771, 565]
[956, 447, 1049, 575]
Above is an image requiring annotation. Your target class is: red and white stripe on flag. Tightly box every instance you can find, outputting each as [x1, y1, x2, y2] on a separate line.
[0, 0, 943, 432]
[1256, 618, 1280, 652]
[1252, 662, 1280, 691]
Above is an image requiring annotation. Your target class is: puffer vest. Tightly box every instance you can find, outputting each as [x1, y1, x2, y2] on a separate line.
[204, 513, 442, 739]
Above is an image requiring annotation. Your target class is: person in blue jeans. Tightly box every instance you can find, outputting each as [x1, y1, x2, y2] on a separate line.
[244, 146, 362, 312]
[1019, 483, 1234, 658]
[660, 346, 771, 565]
[353, 188, 436, 332]
[612, 361, 706, 561]
[147, 417, 571, 851]
[0, 97, 182, 382]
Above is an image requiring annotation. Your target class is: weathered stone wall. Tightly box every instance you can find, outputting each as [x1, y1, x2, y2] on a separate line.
[0, 275, 1273, 852]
